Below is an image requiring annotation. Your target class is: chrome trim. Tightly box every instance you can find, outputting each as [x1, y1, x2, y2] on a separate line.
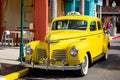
[22, 61, 81, 71]
[37, 49, 46, 60]
[21, 57, 81, 71]
[52, 49, 66, 61]
[47, 33, 53, 65]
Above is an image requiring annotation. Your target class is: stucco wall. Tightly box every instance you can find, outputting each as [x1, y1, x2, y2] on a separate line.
[57, 0, 64, 17]
[4, 0, 21, 28]
[3, 0, 33, 28]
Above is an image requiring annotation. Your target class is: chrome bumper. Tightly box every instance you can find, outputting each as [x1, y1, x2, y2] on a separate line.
[21, 57, 81, 71]
[22, 62, 81, 71]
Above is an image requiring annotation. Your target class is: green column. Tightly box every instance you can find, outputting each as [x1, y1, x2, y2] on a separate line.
[19, 0, 24, 60]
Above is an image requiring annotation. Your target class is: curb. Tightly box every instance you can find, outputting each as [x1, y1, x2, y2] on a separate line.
[112, 36, 120, 40]
[0, 68, 29, 80]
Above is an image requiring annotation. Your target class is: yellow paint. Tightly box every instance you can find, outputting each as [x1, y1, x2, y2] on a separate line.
[24, 14, 110, 68]
[2, 68, 29, 80]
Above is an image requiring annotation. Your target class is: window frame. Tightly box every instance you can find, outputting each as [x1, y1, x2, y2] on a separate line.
[90, 21, 97, 31]
[97, 21, 102, 30]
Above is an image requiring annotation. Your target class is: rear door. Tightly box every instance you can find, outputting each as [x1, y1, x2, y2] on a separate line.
[96, 21, 104, 54]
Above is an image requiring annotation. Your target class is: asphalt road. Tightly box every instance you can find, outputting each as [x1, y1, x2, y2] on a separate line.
[19, 39, 120, 80]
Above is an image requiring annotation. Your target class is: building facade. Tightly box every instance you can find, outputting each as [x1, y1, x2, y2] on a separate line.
[102, 0, 120, 33]
[0, 0, 103, 41]
[0, 0, 100, 40]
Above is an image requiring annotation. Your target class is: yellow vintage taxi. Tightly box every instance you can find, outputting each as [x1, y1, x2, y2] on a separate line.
[21, 12, 110, 76]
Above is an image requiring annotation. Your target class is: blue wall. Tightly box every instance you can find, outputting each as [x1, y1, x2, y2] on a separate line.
[64, 0, 101, 16]
[64, 0, 79, 15]
[85, 0, 94, 16]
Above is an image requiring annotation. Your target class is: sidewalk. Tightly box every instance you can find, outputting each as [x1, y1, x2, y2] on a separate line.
[110, 33, 120, 40]
[0, 47, 29, 80]
[0, 47, 20, 65]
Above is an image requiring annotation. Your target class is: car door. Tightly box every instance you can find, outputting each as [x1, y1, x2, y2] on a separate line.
[96, 21, 104, 54]
[88, 21, 99, 58]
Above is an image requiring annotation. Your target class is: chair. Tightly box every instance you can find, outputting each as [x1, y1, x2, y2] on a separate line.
[1, 30, 14, 47]
[28, 32, 34, 42]
[16, 31, 34, 46]
[23, 31, 34, 44]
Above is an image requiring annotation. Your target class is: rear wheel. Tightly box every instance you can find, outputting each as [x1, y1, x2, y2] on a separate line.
[76, 54, 89, 77]
[102, 53, 108, 60]
[102, 45, 109, 60]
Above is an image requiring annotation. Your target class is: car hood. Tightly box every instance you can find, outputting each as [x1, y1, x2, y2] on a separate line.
[45, 30, 87, 41]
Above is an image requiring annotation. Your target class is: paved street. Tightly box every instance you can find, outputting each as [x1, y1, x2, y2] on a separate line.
[19, 38, 120, 80]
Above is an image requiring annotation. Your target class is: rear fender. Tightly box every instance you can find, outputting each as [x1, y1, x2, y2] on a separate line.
[103, 35, 110, 53]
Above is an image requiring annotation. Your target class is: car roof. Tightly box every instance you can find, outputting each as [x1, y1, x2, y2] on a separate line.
[52, 15, 101, 22]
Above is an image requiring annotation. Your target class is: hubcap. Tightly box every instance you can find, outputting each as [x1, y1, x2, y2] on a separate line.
[82, 54, 88, 74]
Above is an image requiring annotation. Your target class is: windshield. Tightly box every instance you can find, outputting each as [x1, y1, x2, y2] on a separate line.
[52, 20, 88, 30]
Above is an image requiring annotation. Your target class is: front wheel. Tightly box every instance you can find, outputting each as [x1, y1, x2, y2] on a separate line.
[76, 54, 89, 77]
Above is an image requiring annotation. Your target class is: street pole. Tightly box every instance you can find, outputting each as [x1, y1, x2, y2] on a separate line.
[112, 1, 116, 36]
[100, 6, 102, 19]
[19, 0, 24, 60]
[94, 3, 97, 17]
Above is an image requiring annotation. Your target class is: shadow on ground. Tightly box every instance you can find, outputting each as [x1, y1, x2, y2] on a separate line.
[110, 45, 120, 50]
[21, 53, 120, 80]
[94, 54, 120, 70]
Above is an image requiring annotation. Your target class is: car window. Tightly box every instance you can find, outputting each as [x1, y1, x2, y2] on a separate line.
[52, 20, 88, 30]
[90, 21, 97, 31]
[97, 21, 102, 30]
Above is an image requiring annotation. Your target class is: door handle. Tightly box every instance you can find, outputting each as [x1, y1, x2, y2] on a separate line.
[80, 38, 86, 40]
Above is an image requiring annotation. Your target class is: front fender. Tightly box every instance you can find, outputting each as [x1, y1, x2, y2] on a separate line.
[67, 41, 90, 65]
[24, 40, 40, 62]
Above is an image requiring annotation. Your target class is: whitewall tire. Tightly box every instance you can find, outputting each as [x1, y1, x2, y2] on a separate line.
[76, 54, 89, 76]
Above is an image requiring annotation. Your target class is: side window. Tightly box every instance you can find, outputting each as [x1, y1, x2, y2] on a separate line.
[97, 21, 102, 30]
[52, 21, 57, 30]
[90, 21, 96, 31]
[58, 21, 62, 29]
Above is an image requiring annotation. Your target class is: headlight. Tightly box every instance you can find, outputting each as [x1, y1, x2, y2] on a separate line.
[70, 46, 78, 56]
[25, 46, 33, 54]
